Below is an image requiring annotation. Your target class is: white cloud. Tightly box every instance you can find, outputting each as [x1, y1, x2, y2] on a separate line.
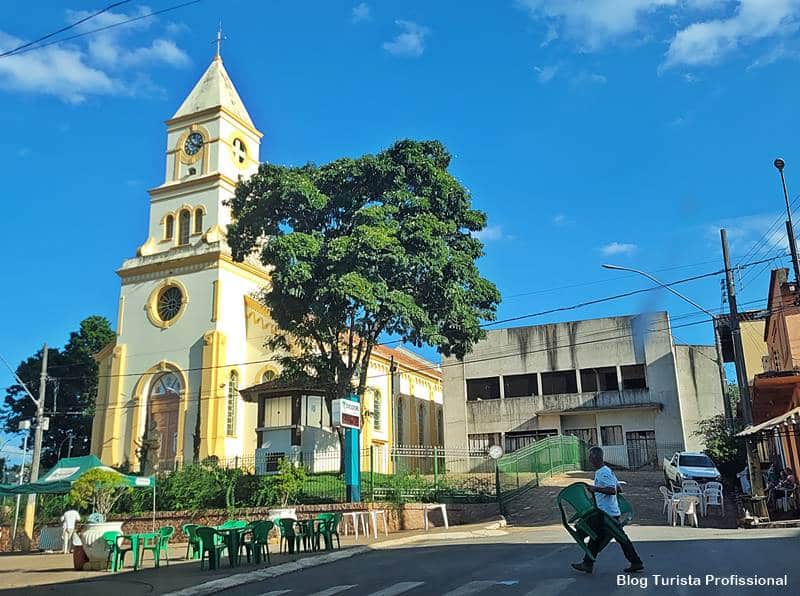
[747, 42, 800, 68]
[0, 7, 190, 103]
[534, 64, 559, 83]
[517, 0, 677, 51]
[600, 242, 638, 256]
[541, 23, 559, 47]
[383, 20, 429, 57]
[474, 225, 507, 242]
[710, 213, 788, 253]
[553, 213, 569, 225]
[352, 3, 371, 23]
[572, 71, 608, 85]
[664, 0, 800, 68]
[0, 31, 119, 103]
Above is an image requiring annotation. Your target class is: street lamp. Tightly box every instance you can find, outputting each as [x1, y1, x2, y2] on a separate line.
[773, 158, 800, 283]
[11, 420, 31, 548]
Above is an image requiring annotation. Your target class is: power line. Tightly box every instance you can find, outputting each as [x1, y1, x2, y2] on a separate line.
[0, 0, 205, 59]
[0, 1, 133, 59]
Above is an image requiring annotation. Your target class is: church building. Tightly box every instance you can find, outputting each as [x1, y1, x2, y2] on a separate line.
[90, 50, 443, 473]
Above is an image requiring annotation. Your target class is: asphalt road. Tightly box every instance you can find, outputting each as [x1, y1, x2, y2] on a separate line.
[219, 526, 799, 596]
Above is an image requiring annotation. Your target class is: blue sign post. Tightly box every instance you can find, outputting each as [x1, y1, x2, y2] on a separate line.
[344, 394, 361, 502]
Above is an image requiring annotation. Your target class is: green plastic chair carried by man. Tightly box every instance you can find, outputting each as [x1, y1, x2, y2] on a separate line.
[140, 526, 175, 568]
[195, 526, 227, 570]
[102, 531, 134, 573]
[556, 481, 635, 562]
[182, 523, 201, 560]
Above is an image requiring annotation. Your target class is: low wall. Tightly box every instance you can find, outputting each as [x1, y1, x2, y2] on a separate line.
[12, 501, 500, 550]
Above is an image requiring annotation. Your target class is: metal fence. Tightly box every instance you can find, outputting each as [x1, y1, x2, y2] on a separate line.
[600, 441, 685, 471]
[496, 434, 586, 499]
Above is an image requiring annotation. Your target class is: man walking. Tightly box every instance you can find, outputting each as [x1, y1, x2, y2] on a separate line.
[571, 446, 643, 574]
[60, 507, 81, 554]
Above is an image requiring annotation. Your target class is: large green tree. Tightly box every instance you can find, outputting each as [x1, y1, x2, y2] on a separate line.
[2, 316, 115, 469]
[227, 139, 500, 411]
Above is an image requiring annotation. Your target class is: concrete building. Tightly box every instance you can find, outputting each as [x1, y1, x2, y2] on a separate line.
[442, 311, 725, 467]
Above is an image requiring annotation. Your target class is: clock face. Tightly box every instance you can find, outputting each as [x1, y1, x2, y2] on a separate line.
[184, 132, 204, 156]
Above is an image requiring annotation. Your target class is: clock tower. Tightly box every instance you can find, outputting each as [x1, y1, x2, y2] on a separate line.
[91, 53, 278, 470]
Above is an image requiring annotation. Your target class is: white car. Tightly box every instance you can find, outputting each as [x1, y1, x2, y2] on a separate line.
[663, 451, 722, 487]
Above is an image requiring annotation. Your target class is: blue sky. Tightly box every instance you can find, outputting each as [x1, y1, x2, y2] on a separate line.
[1, 0, 798, 436]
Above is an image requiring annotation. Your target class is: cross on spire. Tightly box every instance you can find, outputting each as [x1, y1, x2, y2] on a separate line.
[213, 21, 226, 58]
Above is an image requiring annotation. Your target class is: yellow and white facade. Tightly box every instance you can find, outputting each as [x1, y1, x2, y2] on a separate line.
[91, 54, 442, 471]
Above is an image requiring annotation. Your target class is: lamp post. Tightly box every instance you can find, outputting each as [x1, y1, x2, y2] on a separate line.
[773, 158, 800, 283]
[11, 420, 31, 548]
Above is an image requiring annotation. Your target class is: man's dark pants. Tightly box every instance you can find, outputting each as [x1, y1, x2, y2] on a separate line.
[577, 511, 642, 568]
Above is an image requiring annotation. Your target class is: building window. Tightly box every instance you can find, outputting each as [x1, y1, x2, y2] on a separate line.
[621, 364, 647, 389]
[504, 429, 557, 453]
[437, 410, 444, 445]
[261, 369, 276, 384]
[503, 374, 538, 398]
[178, 210, 191, 245]
[540, 370, 578, 395]
[156, 286, 183, 322]
[468, 432, 501, 455]
[418, 404, 426, 445]
[396, 397, 404, 444]
[372, 390, 383, 432]
[600, 425, 624, 446]
[563, 428, 598, 445]
[233, 138, 247, 164]
[194, 208, 204, 234]
[466, 377, 500, 401]
[226, 371, 239, 436]
[165, 215, 174, 240]
[579, 367, 619, 392]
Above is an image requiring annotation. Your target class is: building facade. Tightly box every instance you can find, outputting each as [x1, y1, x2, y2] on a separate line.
[90, 54, 442, 472]
[442, 312, 724, 467]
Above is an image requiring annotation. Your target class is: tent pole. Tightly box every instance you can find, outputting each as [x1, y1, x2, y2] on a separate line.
[152, 479, 156, 532]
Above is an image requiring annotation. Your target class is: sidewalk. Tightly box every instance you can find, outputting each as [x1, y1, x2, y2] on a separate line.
[0, 523, 490, 596]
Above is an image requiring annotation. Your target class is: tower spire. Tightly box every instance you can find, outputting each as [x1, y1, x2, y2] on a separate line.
[213, 21, 226, 59]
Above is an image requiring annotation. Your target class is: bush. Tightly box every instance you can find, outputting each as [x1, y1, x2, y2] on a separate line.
[694, 415, 746, 483]
[69, 469, 127, 520]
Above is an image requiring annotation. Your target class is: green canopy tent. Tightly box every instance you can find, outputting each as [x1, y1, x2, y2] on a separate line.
[0, 455, 157, 536]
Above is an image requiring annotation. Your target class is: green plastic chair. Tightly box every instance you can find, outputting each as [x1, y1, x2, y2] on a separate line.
[218, 519, 248, 529]
[141, 526, 174, 568]
[556, 482, 604, 561]
[241, 520, 273, 565]
[313, 514, 334, 550]
[195, 526, 227, 570]
[315, 513, 342, 551]
[276, 518, 301, 554]
[182, 523, 201, 560]
[102, 531, 133, 572]
[557, 482, 637, 562]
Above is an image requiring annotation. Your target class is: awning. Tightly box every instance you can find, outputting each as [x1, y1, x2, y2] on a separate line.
[737, 406, 800, 437]
[0, 454, 154, 496]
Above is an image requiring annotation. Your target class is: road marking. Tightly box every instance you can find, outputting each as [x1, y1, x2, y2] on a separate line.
[441, 580, 518, 596]
[366, 582, 425, 596]
[256, 592, 292, 596]
[308, 586, 357, 596]
[523, 578, 575, 596]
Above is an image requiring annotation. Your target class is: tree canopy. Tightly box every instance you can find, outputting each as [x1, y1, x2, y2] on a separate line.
[2, 316, 115, 469]
[227, 139, 500, 401]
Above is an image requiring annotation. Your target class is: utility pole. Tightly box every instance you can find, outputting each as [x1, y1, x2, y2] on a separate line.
[720, 229, 768, 519]
[23, 344, 48, 541]
[774, 158, 800, 283]
[11, 421, 30, 548]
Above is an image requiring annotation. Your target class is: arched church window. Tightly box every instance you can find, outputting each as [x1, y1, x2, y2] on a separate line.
[261, 369, 276, 384]
[418, 404, 426, 446]
[178, 210, 191, 245]
[194, 208, 204, 234]
[165, 215, 174, 240]
[151, 371, 182, 398]
[157, 286, 183, 322]
[372, 389, 383, 432]
[396, 397, 404, 445]
[226, 370, 239, 436]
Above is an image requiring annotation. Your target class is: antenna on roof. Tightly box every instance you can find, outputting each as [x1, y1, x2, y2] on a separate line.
[213, 21, 226, 59]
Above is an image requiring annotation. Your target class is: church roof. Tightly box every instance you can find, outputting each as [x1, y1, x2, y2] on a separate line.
[172, 55, 254, 127]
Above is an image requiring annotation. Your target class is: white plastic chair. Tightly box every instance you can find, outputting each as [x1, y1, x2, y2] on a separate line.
[674, 496, 700, 527]
[681, 481, 705, 516]
[659, 486, 673, 522]
[704, 485, 724, 516]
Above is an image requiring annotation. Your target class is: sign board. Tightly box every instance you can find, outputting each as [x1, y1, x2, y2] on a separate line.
[332, 399, 361, 430]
